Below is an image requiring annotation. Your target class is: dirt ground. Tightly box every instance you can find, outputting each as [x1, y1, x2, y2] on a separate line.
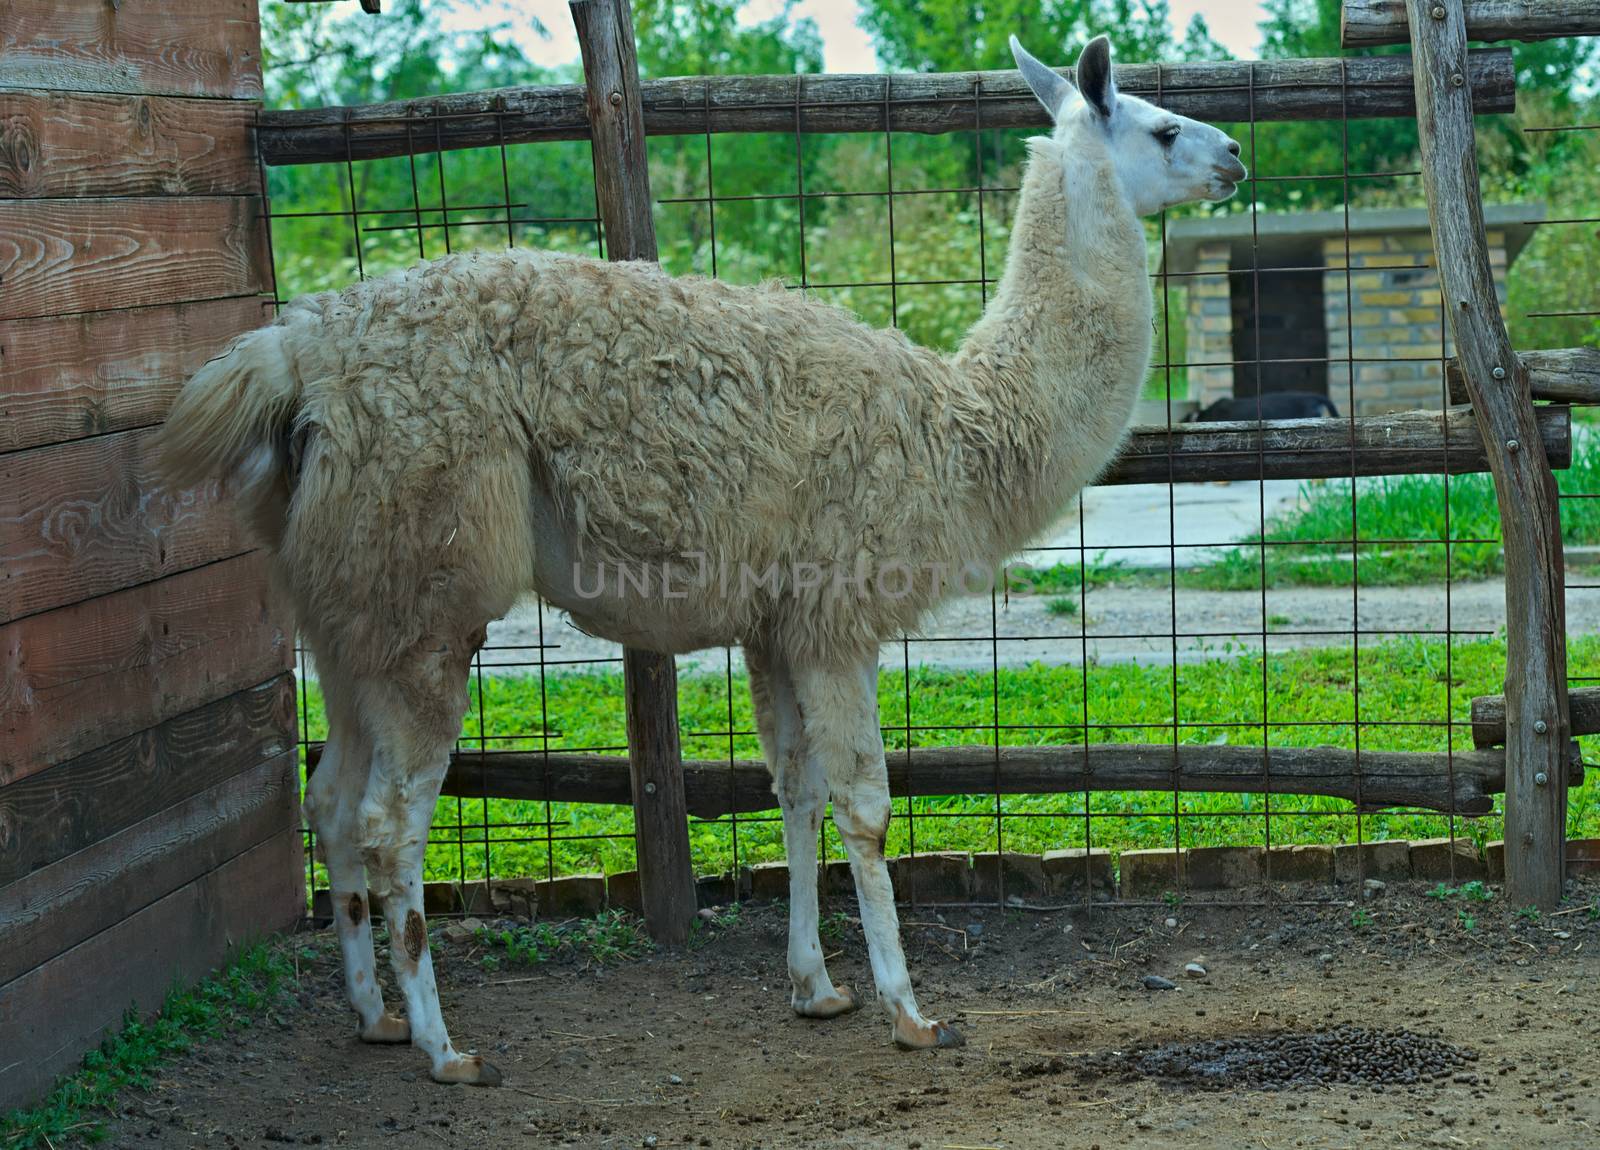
[102, 880, 1600, 1150]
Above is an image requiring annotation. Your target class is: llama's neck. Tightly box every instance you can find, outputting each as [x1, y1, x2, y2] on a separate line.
[951, 134, 1153, 550]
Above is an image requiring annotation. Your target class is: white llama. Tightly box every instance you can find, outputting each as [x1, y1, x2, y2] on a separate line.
[159, 34, 1245, 1085]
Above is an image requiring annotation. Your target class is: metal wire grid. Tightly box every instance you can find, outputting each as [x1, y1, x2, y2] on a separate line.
[256, 60, 1558, 912]
[1523, 112, 1600, 871]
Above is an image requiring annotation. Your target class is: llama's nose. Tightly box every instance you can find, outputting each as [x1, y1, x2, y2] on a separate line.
[1227, 139, 1242, 156]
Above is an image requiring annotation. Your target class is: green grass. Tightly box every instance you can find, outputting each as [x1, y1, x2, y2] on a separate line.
[296, 633, 1600, 886]
[1181, 431, 1600, 591]
[997, 434, 1600, 593]
[0, 942, 295, 1149]
[475, 909, 652, 971]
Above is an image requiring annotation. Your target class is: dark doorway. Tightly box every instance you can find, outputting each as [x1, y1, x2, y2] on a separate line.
[1229, 242, 1329, 399]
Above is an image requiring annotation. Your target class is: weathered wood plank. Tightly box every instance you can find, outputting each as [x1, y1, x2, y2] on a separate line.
[0, 828, 301, 1111]
[0, 297, 266, 455]
[309, 739, 1587, 818]
[1407, 0, 1569, 908]
[0, 196, 268, 322]
[0, 746, 297, 988]
[0, 91, 259, 198]
[257, 49, 1517, 165]
[1344, 0, 1600, 46]
[0, 554, 292, 788]
[0, 675, 294, 889]
[0, 0, 263, 100]
[1471, 685, 1600, 749]
[1447, 347, 1600, 406]
[575, 0, 697, 949]
[1, 427, 252, 623]
[1107, 405, 1569, 485]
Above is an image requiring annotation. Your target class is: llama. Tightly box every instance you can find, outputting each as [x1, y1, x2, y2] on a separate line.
[159, 34, 1244, 1085]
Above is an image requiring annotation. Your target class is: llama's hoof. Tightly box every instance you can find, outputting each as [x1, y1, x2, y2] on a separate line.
[893, 1018, 965, 1050]
[793, 985, 859, 1019]
[358, 1014, 411, 1044]
[430, 1054, 503, 1087]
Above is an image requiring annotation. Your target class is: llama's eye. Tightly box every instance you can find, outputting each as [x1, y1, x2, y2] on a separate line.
[1155, 125, 1181, 146]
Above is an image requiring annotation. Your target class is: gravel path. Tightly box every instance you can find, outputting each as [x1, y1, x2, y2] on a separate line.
[471, 577, 1600, 675]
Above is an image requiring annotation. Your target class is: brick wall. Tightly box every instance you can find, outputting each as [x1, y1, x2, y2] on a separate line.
[1321, 230, 1510, 416]
[1186, 241, 1234, 407]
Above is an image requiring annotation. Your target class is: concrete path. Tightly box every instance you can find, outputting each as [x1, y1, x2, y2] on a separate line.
[471, 577, 1600, 675]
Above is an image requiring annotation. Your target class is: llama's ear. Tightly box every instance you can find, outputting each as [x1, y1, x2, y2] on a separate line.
[1010, 35, 1072, 121]
[1077, 35, 1117, 119]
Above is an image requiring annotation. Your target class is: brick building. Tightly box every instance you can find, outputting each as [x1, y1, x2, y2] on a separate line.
[1163, 205, 1542, 416]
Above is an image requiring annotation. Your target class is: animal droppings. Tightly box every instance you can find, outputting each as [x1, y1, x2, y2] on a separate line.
[1129, 1025, 1478, 1090]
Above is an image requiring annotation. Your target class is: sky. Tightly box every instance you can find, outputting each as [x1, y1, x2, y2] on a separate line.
[504, 0, 1268, 73]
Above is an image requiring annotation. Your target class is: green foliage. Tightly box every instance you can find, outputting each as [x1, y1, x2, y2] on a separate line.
[1456, 907, 1477, 932]
[1350, 906, 1373, 931]
[1427, 880, 1494, 903]
[474, 910, 652, 969]
[1045, 595, 1080, 616]
[0, 944, 294, 1149]
[1515, 904, 1542, 923]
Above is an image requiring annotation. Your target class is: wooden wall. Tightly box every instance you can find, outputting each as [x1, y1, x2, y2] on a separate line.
[0, 0, 300, 1110]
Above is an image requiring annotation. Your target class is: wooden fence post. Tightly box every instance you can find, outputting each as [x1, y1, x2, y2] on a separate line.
[571, 0, 698, 944]
[1405, 0, 1569, 907]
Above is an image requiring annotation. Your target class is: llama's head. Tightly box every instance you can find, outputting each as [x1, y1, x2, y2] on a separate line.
[1011, 34, 1247, 216]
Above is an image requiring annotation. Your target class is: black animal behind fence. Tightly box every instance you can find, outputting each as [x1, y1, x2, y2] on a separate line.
[254, 0, 1599, 931]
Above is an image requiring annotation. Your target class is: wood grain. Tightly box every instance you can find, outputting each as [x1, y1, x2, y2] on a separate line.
[1447, 347, 1600, 406]
[1407, 0, 1570, 908]
[0, 554, 292, 788]
[575, 0, 698, 948]
[0, 296, 267, 454]
[1344, 0, 1600, 45]
[0, 196, 268, 322]
[0, 746, 297, 987]
[309, 739, 1585, 818]
[0, 0, 263, 100]
[0, 91, 259, 198]
[0, 828, 301, 1111]
[258, 49, 1517, 165]
[1, 426, 252, 623]
[0, 675, 294, 888]
[1471, 685, 1600, 749]
[1108, 405, 1569, 485]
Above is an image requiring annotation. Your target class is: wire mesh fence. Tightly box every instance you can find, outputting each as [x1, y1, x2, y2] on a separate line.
[255, 40, 1597, 913]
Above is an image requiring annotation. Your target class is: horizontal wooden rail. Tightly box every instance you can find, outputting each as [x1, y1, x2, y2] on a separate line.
[1106, 405, 1569, 485]
[257, 49, 1515, 166]
[1344, 0, 1600, 46]
[1447, 347, 1600, 405]
[306, 738, 1587, 817]
[1471, 686, 1600, 748]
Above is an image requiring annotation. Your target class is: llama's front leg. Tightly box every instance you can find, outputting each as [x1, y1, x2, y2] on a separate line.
[793, 659, 964, 1050]
[362, 708, 501, 1086]
[748, 647, 856, 1019]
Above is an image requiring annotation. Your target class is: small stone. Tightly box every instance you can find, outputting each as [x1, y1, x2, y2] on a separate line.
[522, 1124, 538, 1135]
[442, 922, 474, 945]
[1144, 975, 1178, 991]
[643, 1137, 658, 1148]
[1164, 917, 1178, 929]
[667, 1074, 683, 1086]
[1363, 878, 1386, 898]
[965, 922, 984, 939]
[1184, 962, 1208, 979]
[696, 907, 716, 921]
[460, 916, 486, 934]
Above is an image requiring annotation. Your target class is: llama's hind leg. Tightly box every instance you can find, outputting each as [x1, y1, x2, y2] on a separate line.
[792, 657, 964, 1050]
[748, 646, 856, 1019]
[301, 668, 407, 1044]
[357, 643, 501, 1086]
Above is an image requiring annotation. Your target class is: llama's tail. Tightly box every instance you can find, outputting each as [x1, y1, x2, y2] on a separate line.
[158, 321, 305, 547]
